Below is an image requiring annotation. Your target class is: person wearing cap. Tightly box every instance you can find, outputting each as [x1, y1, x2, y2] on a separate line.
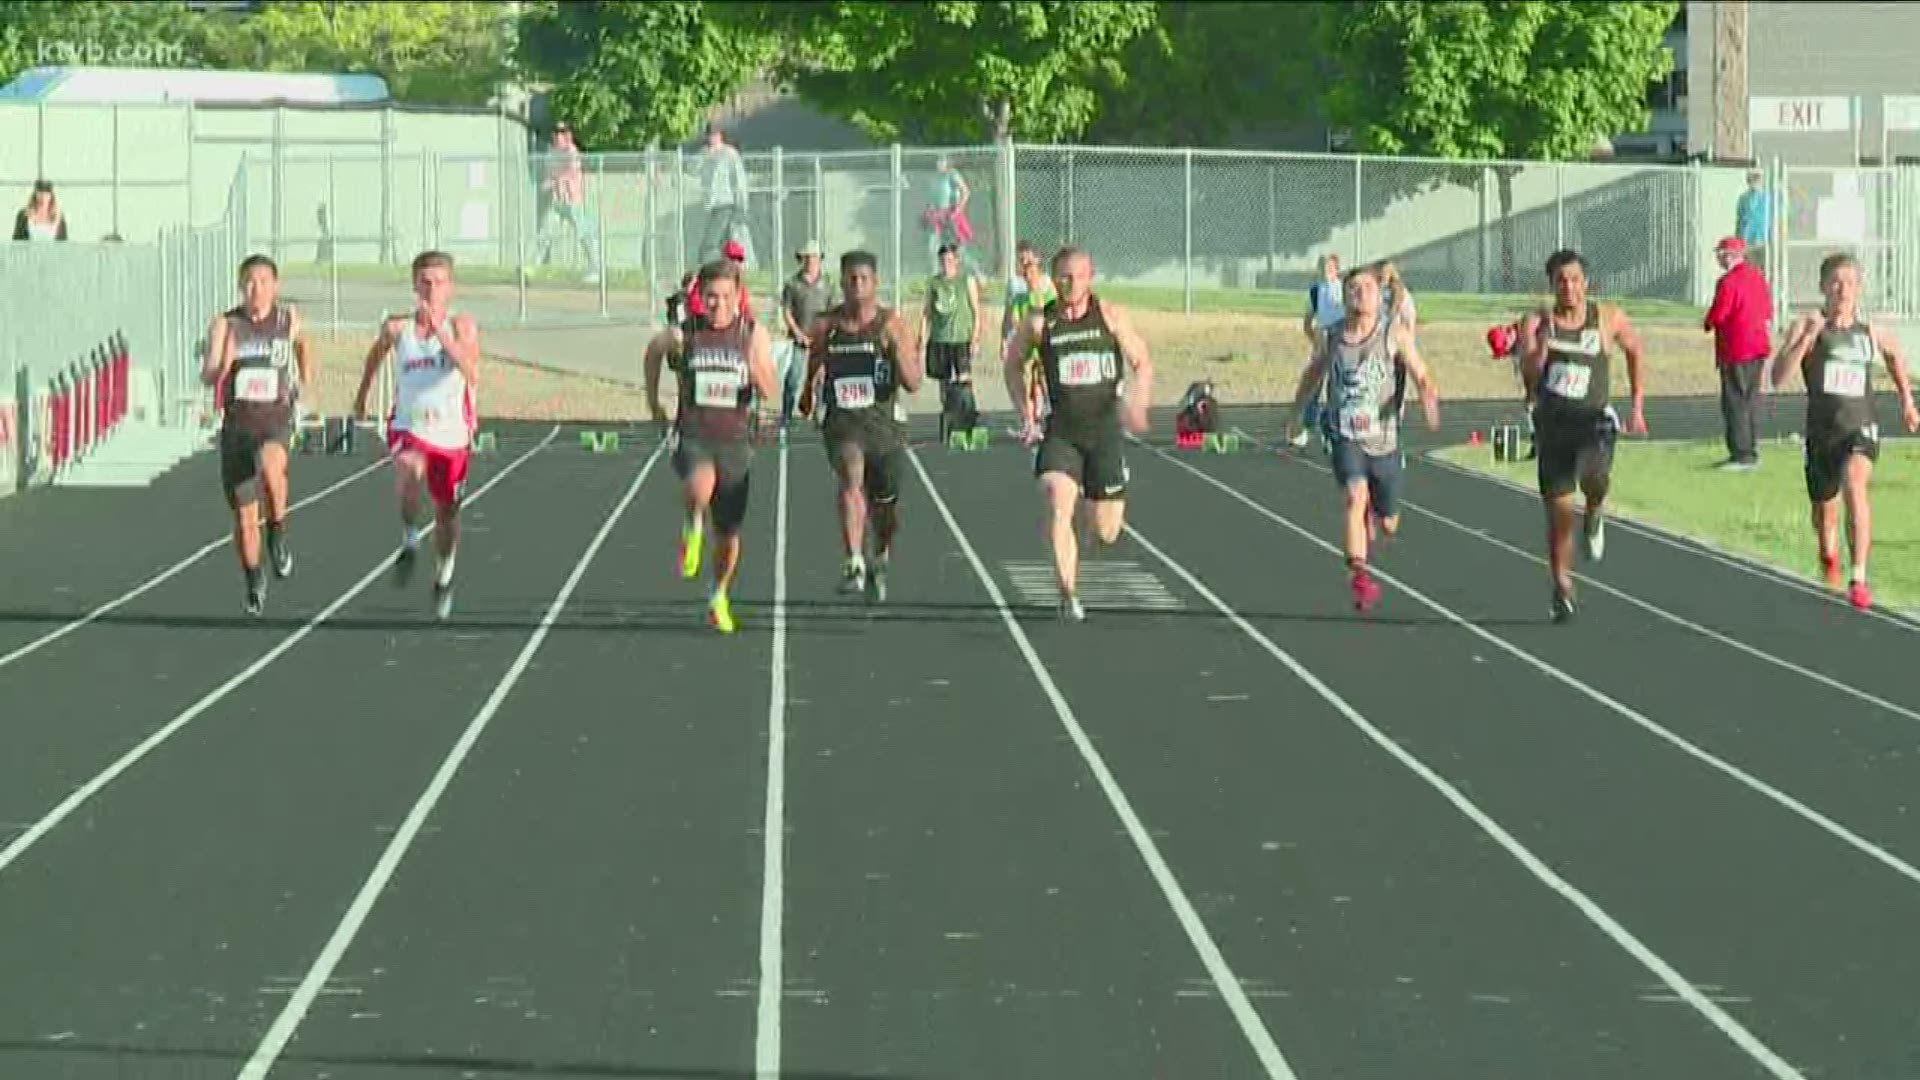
[778, 240, 832, 431]
[721, 239, 756, 320]
[697, 124, 752, 264]
[1704, 235, 1772, 470]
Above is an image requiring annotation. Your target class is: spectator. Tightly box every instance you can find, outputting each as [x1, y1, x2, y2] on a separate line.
[922, 155, 977, 275]
[778, 240, 832, 428]
[1703, 236, 1772, 470]
[13, 180, 66, 241]
[1375, 259, 1417, 333]
[697, 124, 753, 265]
[1735, 171, 1770, 264]
[722, 239, 755, 320]
[1302, 253, 1343, 341]
[533, 122, 601, 285]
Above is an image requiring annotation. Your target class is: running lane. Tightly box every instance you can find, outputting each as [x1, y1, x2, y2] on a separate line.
[0, 438, 624, 1079]
[251, 436, 774, 1080]
[0, 450, 383, 659]
[1152, 442, 1920, 1080]
[778, 444, 1270, 1079]
[919, 442, 1786, 1079]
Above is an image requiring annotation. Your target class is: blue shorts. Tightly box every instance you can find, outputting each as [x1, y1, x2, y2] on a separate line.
[1327, 438, 1404, 519]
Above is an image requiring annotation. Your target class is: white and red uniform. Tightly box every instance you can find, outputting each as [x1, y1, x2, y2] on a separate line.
[386, 311, 476, 506]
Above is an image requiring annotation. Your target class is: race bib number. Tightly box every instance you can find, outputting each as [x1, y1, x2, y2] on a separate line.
[1059, 354, 1105, 387]
[408, 402, 450, 428]
[693, 369, 743, 409]
[834, 376, 876, 409]
[1823, 363, 1868, 398]
[233, 368, 280, 403]
[1338, 405, 1374, 440]
[1543, 361, 1591, 400]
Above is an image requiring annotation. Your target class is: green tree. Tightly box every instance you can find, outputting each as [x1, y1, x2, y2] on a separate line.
[1319, 0, 1678, 286]
[757, 1, 1161, 143]
[516, 1, 777, 149]
[195, 2, 516, 107]
[1089, 1, 1326, 147]
[0, 1, 212, 88]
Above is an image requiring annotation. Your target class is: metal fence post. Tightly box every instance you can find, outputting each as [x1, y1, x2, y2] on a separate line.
[597, 154, 609, 317]
[1555, 162, 1566, 251]
[645, 144, 658, 320]
[1182, 149, 1194, 314]
[327, 153, 340, 341]
[675, 147, 688, 277]
[1352, 156, 1363, 267]
[772, 146, 786, 281]
[890, 143, 904, 308]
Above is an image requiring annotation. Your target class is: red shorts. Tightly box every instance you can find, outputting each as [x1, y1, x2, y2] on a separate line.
[387, 430, 471, 507]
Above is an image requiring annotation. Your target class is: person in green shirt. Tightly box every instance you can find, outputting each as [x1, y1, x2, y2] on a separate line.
[921, 243, 987, 442]
[1000, 240, 1057, 435]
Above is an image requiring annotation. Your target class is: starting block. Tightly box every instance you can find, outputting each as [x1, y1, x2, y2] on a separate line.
[1202, 432, 1242, 454]
[946, 427, 990, 451]
[323, 417, 357, 455]
[474, 430, 498, 454]
[580, 430, 620, 453]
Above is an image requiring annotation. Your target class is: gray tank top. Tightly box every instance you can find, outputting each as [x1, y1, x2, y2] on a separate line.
[1321, 316, 1401, 456]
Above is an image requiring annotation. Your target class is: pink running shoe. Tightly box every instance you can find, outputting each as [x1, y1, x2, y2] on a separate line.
[1350, 568, 1382, 612]
[1849, 581, 1872, 611]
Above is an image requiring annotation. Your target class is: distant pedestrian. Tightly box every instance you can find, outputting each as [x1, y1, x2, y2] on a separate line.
[13, 180, 66, 241]
[533, 122, 601, 285]
[1703, 236, 1773, 470]
[1735, 171, 1770, 264]
[697, 124, 753, 265]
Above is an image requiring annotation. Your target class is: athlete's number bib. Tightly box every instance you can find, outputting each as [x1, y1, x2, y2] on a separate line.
[834, 376, 876, 409]
[408, 402, 451, 428]
[233, 367, 280, 404]
[1338, 405, 1374, 440]
[1059, 354, 1104, 387]
[1543, 361, 1592, 400]
[1823, 363, 1868, 398]
[693, 369, 743, 409]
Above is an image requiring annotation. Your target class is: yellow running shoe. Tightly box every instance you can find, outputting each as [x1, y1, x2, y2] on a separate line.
[708, 588, 736, 634]
[679, 520, 703, 580]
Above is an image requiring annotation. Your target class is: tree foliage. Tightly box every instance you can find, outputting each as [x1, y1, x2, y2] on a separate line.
[1319, 0, 1679, 161]
[197, 2, 517, 107]
[0, 1, 212, 88]
[755, 1, 1160, 143]
[517, 1, 776, 148]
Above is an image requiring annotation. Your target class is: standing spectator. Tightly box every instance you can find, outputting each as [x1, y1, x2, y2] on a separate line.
[1735, 171, 1770, 265]
[778, 240, 832, 430]
[1703, 236, 1773, 470]
[13, 180, 66, 241]
[922, 242, 987, 442]
[1376, 259, 1417, 333]
[922, 155, 977, 275]
[697, 124, 753, 265]
[1302, 253, 1343, 341]
[533, 122, 601, 284]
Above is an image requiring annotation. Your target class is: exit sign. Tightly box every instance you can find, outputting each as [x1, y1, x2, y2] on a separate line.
[1750, 96, 1854, 133]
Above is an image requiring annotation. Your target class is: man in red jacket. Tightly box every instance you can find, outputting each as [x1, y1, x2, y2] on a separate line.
[1703, 236, 1772, 470]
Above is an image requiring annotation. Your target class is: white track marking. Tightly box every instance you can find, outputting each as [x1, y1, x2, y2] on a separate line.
[1414, 441, 1920, 634]
[0, 458, 387, 672]
[1237, 429, 1920, 725]
[236, 435, 662, 1080]
[0, 427, 559, 880]
[1148, 443, 1920, 893]
[757, 440, 789, 1079]
[906, 448, 1302, 1080]
[1119, 519, 1807, 1080]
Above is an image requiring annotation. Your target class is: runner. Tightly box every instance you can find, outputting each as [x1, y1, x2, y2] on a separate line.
[1001, 240, 1057, 437]
[1002, 246, 1152, 622]
[1766, 252, 1919, 609]
[798, 250, 922, 602]
[199, 253, 310, 616]
[353, 250, 481, 621]
[1519, 248, 1648, 623]
[1285, 264, 1440, 612]
[644, 257, 778, 633]
[922, 242, 986, 444]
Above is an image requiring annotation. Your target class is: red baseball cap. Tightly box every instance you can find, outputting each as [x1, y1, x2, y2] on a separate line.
[722, 240, 746, 261]
[1716, 236, 1745, 254]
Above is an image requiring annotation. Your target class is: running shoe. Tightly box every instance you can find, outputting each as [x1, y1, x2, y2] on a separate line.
[432, 580, 455, 621]
[1551, 587, 1577, 624]
[1059, 591, 1086, 622]
[1849, 580, 1873, 611]
[839, 556, 866, 596]
[266, 521, 293, 578]
[1821, 552, 1843, 588]
[679, 520, 703, 581]
[709, 588, 737, 633]
[1581, 509, 1606, 562]
[244, 566, 266, 617]
[866, 554, 889, 604]
[1350, 567, 1382, 613]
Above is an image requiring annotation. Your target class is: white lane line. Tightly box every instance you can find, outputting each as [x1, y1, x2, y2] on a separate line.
[0, 457, 388, 672]
[1119, 519, 1807, 1080]
[235, 435, 663, 1080]
[1148, 443, 1920, 892]
[1415, 442, 1920, 634]
[756, 439, 789, 1080]
[1238, 428, 1920, 725]
[0, 427, 560, 881]
[905, 448, 1302, 1080]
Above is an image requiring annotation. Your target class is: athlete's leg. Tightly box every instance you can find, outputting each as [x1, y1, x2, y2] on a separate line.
[258, 437, 294, 577]
[1576, 420, 1618, 562]
[1535, 428, 1581, 620]
[1804, 438, 1844, 586]
[863, 446, 906, 603]
[705, 448, 753, 633]
[830, 434, 870, 588]
[1080, 434, 1128, 547]
[1841, 446, 1876, 607]
[389, 440, 432, 587]
[222, 435, 268, 613]
[1040, 471, 1082, 606]
[423, 446, 471, 619]
[672, 440, 716, 579]
[1370, 452, 1404, 539]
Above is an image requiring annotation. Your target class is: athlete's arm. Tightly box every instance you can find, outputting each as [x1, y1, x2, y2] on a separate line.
[797, 315, 831, 417]
[1768, 313, 1820, 391]
[968, 275, 987, 360]
[1605, 302, 1648, 433]
[199, 313, 231, 387]
[286, 305, 313, 389]
[1104, 299, 1152, 433]
[1395, 323, 1441, 432]
[642, 327, 682, 421]
[1869, 321, 1920, 432]
[437, 314, 482, 387]
[888, 309, 925, 394]
[1517, 306, 1553, 400]
[746, 321, 779, 403]
[353, 318, 400, 418]
[1003, 312, 1041, 425]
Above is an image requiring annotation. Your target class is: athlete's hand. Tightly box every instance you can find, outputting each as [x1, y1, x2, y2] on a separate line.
[352, 392, 369, 421]
[796, 389, 813, 419]
[1903, 397, 1919, 433]
[1121, 403, 1149, 435]
[1421, 396, 1441, 433]
[1626, 402, 1648, 436]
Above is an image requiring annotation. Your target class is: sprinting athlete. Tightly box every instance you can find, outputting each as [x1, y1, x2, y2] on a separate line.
[798, 249, 923, 602]
[1003, 246, 1152, 622]
[353, 250, 481, 621]
[200, 253, 310, 616]
[1286, 264, 1439, 613]
[1519, 248, 1648, 624]
[1767, 252, 1919, 609]
[645, 257, 778, 632]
